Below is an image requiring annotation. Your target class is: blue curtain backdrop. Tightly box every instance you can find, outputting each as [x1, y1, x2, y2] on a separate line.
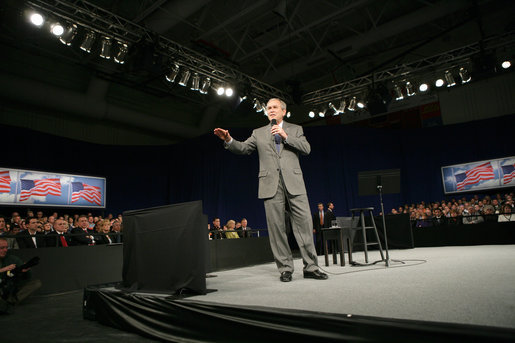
[3, 113, 515, 229]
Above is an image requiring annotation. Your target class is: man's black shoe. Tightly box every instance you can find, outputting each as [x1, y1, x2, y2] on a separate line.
[280, 271, 292, 282]
[303, 270, 328, 280]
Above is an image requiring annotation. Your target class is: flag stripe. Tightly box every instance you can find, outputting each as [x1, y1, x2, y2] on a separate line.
[19, 178, 61, 201]
[0, 170, 11, 193]
[71, 182, 102, 205]
[455, 162, 495, 191]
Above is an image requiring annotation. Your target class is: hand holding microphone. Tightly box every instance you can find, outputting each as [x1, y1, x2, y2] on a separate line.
[270, 119, 287, 140]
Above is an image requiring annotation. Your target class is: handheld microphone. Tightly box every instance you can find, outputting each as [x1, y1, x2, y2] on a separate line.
[271, 119, 277, 126]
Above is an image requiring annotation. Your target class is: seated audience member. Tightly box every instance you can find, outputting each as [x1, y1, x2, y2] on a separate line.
[70, 215, 95, 245]
[415, 214, 432, 227]
[42, 222, 52, 235]
[95, 219, 114, 245]
[67, 217, 75, 230]
[240, 218, 252, 238]
[447, 210, 461, 225]
[491, 199, 502, 214]
[45, 218, 71, 247]
[482, 205, 497, 222]
[16, 217, 46, 249]
[432, 209, 447, 226]
[0, 217, 19, 249]
[0, 237, 42, 314]
[224, 220, 240, 239]
[462, 206, 484, 225]
[498, 205, 515, 222]
[210, 218, 223, 240]
[111, 219, 123, 243]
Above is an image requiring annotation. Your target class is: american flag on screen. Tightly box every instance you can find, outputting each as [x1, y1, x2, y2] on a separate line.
[0, 171, 11, 193]
[19, 178, 62, 201]
[502, 164, 515, 185]
[71, 182, 101, 205]
[455, 162, 495, 191]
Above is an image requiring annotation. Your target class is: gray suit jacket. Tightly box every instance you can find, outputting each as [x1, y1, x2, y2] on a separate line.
[226, 121, 310, 199]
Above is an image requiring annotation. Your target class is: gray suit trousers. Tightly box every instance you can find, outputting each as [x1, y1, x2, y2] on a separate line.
[264, 175, 319, 273]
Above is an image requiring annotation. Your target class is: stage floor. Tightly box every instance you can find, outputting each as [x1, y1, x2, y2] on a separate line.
[189, 245, 515, 330]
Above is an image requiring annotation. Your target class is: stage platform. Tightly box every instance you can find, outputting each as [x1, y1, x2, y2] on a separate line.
[2, 245, 515, 342]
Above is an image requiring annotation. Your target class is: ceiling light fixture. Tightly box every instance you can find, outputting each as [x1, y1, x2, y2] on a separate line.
[30, 13, 44, 27]
[406, 81, 415, 96]
[199, 77, 211, 94]
[435, 78, 445, 87]
[419, 83, 429, 92]
[459, 67, 471, 83]
[348, 97, 357, 111]
[80, 31, 96, 53]
[190, 73, 200, 91]
[165, 64, 180, 82]
[178, 70, 191, 87]
[114, 42, 128, 64]
[99, 37, 112, 59]
[444, 70, 456, 87]
[393, 85, 403, 100]
[59, 24, 77, 46]
[50, 23, 64, 36]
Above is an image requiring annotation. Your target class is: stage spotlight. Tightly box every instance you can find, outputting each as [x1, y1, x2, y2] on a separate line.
[419, 83, 429, 92]
[286, 111, 291, 118]
[253, 98, 261, 109]
[393, 85, 404, 100]
[178, 70, 191, 86]
[165, 64, 180, 82]
[216, 86, 225, 95]
[59, 24, 77, 46]
[99, 37, 112, 59]
[357, 100, 365, 109]
[225, 86, 234, 97]
[444, 70, 455, 87]
[308, 111, 315, 118]
[80, 31, 96, 53]
[190, 73, 200, 91]
[406, 82, 415, 96]
[318, 109, 326, 117]
[337, 99, 346, 113]
[435, 78, 445, 87]
[328, 102, 339, 115]
[199, 77, 211, 94]
[459, 67, 471, 83]
[30, 13, 44, 27]
[501, 60, 511, 69]
[114, 43, 128, 64]
[50, 23, 64, 36]
[348, 96, 357, 111]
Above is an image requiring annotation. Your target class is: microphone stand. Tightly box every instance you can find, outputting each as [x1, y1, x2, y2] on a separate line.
[376, 185, 404, 267]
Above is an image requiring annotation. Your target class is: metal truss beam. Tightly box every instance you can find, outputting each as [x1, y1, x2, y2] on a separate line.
[302, 31, 515, 106]
[26, 0, 292, 103]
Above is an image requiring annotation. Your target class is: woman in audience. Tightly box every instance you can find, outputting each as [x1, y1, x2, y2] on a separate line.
[224, 220, 240, 239]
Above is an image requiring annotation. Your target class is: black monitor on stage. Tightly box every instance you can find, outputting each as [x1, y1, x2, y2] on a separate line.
[121, 200, 208, 295]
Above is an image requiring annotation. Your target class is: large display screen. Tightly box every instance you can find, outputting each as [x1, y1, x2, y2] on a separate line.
[0, 168, 106, 208]
[441, 157, 515, 194]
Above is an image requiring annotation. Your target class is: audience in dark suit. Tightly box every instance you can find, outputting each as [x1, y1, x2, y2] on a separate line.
[16, 217, 46, 249]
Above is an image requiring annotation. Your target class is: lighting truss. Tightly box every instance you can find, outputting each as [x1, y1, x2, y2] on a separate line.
[302, 31, 515, 106]
[26, 0, 291, 102]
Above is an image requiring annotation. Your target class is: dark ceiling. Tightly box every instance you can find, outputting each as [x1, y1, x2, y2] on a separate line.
[1, 0, 514, 143]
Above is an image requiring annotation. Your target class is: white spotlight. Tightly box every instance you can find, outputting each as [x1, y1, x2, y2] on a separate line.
[114, 43, 128, 64]
[419, 83, 429, 92]
[30, 13, 44, 27]
[444, 70, 456, 87]
[178, 70, 191, 87]
[394, 85, 404, 100]
[50, 23, 64, 36]
[165, 64, 179, 82]
[225, 87, 233, 97]
[308, 111, 315, 118]
[501, 60, 511, 69]
[286, 112, 291, 118]
[59, 24, 77, 46]
[217, 86, 225, 96]
[80, 31, 96, 53]
[357, 101, 365, 109]
[406, 82, 415, 96]
[199, 77, 211, 94]
[318, 109, 326, 117]
[435, 79, 445, 87]
[459, 67, 471, 83]
[348, 97, 357, 111]
[190, 73, 200, 91]
[99, 37, 112, 59]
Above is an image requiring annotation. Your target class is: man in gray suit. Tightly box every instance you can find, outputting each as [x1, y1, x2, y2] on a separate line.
[214, 98, 327, 282]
